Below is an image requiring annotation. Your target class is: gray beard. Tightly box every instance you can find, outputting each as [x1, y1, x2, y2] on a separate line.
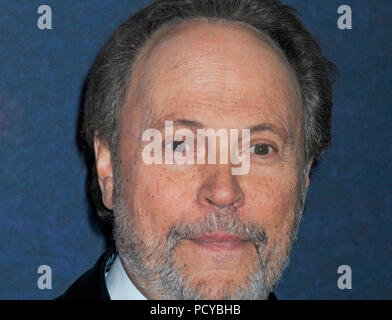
[112, 166, 309, 300]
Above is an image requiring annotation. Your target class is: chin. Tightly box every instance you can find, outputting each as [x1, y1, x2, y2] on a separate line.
[191, 283, 240, 300]
[180, 269, 254, 299]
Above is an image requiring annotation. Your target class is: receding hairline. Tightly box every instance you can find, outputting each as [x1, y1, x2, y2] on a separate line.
[125, 17, 303, 115]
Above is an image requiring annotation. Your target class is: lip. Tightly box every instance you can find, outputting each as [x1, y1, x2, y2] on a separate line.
[190, 233, 248, 251]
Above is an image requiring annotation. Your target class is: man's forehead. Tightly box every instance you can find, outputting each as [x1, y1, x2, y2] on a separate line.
[125, 19, 302, 138]
[133, 19, 296, 86]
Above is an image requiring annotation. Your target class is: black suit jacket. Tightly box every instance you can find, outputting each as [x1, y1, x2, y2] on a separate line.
[58, 247, 277, 300]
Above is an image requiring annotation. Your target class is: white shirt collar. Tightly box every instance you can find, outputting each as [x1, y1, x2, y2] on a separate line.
[105, 255, 147, 300]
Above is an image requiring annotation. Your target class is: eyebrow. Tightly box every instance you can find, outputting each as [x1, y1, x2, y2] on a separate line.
[157, 118, 287, 134]
[172, 119, 205, 129]
[154, 118, 205, 131]
[154, 118, 289, 142]
[249, 123, 288, 138]
[250, 123, 292, 148]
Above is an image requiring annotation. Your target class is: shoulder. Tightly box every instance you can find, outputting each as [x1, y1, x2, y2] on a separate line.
[56, 247, 115, 300]
[268, 292, 278, 300]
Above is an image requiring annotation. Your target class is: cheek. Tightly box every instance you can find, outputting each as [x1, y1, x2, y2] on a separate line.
[129, 164, 194, 237]
[243, 168, 299, 236]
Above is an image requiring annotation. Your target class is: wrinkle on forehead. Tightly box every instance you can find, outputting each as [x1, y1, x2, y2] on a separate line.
[124, 19, 303, 153]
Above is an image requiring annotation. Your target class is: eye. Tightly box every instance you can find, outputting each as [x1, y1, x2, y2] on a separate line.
[250, 143, 273, 156]
[167, 140, 190, 153]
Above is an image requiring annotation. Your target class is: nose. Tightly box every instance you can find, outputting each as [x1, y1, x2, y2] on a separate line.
[197, 165, 245, 210]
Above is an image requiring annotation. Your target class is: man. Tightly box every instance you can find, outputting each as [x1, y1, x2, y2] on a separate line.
[59, 0, 336, 300]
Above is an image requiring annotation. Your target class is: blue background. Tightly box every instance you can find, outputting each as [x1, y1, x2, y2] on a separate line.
[0, 0, 391, 299]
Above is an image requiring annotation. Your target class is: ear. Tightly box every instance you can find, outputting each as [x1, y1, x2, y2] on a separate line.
[94, 134, 114, 210]
[305, 159, 314, 188]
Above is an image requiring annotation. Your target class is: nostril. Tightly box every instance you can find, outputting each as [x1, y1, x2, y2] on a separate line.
[206, 198, 214, 205]
[205, 191, 244, 210]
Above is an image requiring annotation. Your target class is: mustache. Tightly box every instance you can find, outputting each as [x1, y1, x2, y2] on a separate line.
[166, 207, 268, 255]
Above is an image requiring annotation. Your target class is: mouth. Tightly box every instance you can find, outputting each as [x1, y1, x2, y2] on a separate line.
[190, 232, 249, 251]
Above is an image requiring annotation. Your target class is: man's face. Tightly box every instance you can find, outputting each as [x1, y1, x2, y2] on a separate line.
[98, 21, 307, 299]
